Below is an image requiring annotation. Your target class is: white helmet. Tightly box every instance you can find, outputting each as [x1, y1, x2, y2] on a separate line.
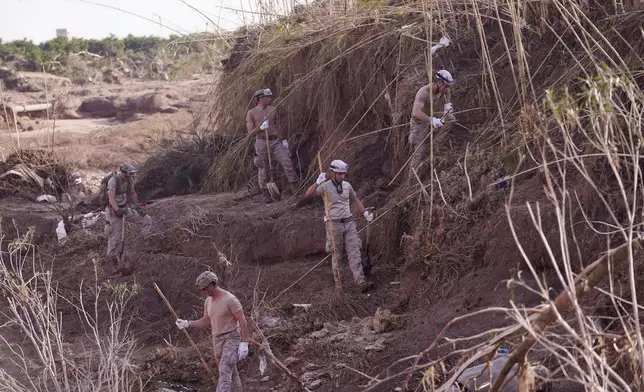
[330, 159, 348, 173]
[436, 69, 454, 85]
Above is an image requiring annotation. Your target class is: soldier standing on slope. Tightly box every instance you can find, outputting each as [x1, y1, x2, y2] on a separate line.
[408, 69, 456, 174]
[246, 88, 299, 203]
[104, 163, 152, 275]
[175, 271, 249, 392]
[305, 159, 375, 292]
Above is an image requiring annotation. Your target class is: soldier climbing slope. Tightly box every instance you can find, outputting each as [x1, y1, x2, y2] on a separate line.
[408, 69, 456, 175]
[246, 88, 300, 203]
[175, 271, 249, 392]
[104, 163, 152, 275]
[305, 159, 375, 293]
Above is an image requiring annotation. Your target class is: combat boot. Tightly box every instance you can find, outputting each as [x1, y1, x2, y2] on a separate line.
[262, 189, 273, 203]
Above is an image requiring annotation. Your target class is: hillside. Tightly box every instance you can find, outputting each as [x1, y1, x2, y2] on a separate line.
[1, 0, 644, 391]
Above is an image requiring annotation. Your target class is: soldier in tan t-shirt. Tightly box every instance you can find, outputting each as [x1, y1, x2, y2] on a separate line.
[246, 88, 299, 203]
[305, 159, 375, 292]
[408, 69, 456, 174]
[175, 271, 249, 392]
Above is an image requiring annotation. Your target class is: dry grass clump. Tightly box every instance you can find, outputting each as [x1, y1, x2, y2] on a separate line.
[0, 224, 147, 391]
[135, 132, 236, 200]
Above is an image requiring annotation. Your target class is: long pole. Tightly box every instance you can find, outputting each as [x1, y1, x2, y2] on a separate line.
[316, 153, 343, 292]
[152, 283, 218, 385]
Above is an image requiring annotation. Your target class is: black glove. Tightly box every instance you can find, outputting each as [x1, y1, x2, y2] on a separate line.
[115, 207, 126, 217]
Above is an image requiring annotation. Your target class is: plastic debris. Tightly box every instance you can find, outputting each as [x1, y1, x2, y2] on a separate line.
[259, 354, 267, 376]
[36, 195, 57, 203]
[431, 36, 452, 55]
[56, 221, 68, 245]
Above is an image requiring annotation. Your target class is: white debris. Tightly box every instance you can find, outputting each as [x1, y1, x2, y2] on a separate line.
[81, 212, 101, 228]
[430, 36, 452, 55]
[36, 195, 57, 203]
[259, 354, 268, 376]
[56, 221, 68, 245]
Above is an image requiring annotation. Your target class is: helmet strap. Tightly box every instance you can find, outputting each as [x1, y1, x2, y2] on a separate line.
[331, 178, 343, 194]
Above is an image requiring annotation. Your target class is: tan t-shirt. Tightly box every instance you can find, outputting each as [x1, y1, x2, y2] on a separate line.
[107, 174, 132, 207]
[246, 105, 280, 138]
[316, 180, 355, 220]
[409, 83, 446, 131]
[204, 289, 243, 336]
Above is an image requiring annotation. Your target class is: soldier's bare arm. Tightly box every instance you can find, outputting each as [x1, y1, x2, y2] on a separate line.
[271, 107, 283, 139]
[246, 111, 256, 134]
[411, 88, 432, 122]
[350, 191, 367, 215]
[189, 300, 211, 329]
[444, 89, 452, 104]
[232, 309, 249, 342]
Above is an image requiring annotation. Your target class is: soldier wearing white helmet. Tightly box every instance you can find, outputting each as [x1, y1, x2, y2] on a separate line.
[104, 163, 152, 275]
[408, 69, 456, 174]
[176, 271, 249, 392]
[246, 88, 300, 203]
[305, 159, 375, 292]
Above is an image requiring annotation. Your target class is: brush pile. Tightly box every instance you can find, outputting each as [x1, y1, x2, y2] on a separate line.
[0, 149, 71, 199]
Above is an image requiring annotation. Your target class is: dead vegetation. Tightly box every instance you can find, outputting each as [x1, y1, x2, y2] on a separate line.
[173, 0, 644, 389]
[0, 0, 643, 390]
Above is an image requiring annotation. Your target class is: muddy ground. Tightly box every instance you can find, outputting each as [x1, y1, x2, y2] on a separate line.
[0, 63, 587, 392]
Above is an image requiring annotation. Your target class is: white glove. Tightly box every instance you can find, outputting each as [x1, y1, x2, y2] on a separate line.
[431, 117, 444, 129]
[439, 36, 451, 47]
[363, 210, 374, 222]
[260, 120, 269, 130]
[282, 139, 288, 149]
[443, 102, 453, 114]
[238, 342, 249, 361]
[316, 173, 326, 185]
[175, 319, 190, 330]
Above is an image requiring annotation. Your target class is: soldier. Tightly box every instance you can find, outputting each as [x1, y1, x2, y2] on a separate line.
[176, 271, 249, 392]
[305, 159, 375, 292]
[408, 69, 456, 174]
[104, 163, 152, 274]
[246, 88, 299, 203]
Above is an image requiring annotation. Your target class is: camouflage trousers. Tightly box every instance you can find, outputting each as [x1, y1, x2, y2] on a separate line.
[408, 111, 455, 174]
[104, 206, 152, 258]
[254, 138, 299, 189]
[325, 219, 365, 285]
[213, 328, 243, 392]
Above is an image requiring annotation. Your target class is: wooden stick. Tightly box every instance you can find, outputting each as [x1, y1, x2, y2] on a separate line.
[316, 152, 343, 292]
[152, 283, 218, 385]
[485, 237, 644, 392]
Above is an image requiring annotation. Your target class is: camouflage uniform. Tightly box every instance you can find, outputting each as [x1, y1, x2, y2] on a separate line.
[104, 174, 152, 259]
[213, 329, 243, 392]
[317, 180, 365, 286]
[409, 110, 455, 173]
[104, 206, 152, 258]
[325, 219, 365, 285]
[255, 138, 298, 188]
